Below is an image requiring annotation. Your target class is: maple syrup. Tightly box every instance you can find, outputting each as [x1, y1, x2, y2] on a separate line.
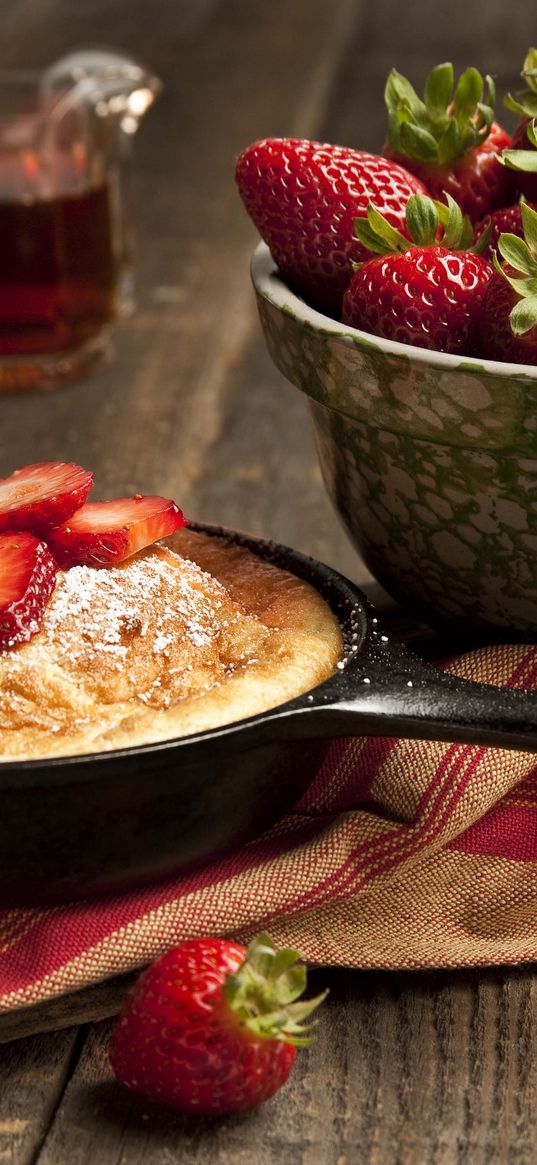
[0, 181, 116, 355]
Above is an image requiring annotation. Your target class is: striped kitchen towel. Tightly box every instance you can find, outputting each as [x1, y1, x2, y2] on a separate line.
[1, 642, 537, 1014]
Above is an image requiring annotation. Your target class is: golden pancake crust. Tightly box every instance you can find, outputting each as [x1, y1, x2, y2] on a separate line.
[0, 529, 342, 759]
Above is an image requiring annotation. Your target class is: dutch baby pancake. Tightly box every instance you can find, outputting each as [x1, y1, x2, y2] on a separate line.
[0, 463, 342, 760]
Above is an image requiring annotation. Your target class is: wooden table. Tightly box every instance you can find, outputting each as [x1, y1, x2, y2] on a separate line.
[1, 1, 537, 1160]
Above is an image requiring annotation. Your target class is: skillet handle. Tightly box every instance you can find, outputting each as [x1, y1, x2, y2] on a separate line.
[269, 635, 537, 753]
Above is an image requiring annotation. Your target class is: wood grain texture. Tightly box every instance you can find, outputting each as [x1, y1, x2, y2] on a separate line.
[1, 0, 537, 1160]
[7, 969, 537, 1165]
[0, 975, 137, 1046]
[0, 0, 365, 583]
[320, 0, 527, 153]
[0, 1026, 82, 1164]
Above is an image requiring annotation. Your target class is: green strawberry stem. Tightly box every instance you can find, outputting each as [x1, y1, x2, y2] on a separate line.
[385, 63, 495, 164]
[500, 119, 537, 173]
[353, 193, 485, 259]
[494, 202, 537, 334]
[504, 48, 537, 119]
[222, 933, 327, 1048]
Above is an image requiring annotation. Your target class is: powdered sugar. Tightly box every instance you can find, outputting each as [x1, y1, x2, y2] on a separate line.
[0, 534, 341, 760]
[0, 543, 266, 728]
[41, 548, 227, 662]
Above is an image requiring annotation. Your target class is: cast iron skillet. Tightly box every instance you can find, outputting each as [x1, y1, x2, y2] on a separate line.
[2, 522, 537, 906]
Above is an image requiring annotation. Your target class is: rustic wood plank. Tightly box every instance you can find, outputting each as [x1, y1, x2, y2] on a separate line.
[0, 0, 363, 588]
[0, 975, 137, 1046]
[191, 328, 368, 584]
[0, 1026, 81, 1165]
[25, 969, 537, 1164]
[320, 0, 528, 153]
[0, 0, 222, 65]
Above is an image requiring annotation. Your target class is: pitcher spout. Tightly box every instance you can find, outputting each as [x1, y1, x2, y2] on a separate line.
[40, 48, 161, 133]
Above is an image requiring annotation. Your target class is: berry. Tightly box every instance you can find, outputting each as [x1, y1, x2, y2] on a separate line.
[109, 934, 325, 1116]
[342, 194, 493, 355]
[479, 201, 537, 364]
[474, 199, 537, 260]
[383, 63, 513, 223]
[0, 532, 58, 650]
[0, 461, 93, 534]
[236, 137, 426, 317]
[48, 495, 187, 566]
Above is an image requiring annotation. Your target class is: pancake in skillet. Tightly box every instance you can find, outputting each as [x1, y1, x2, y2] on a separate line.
[0, 527, 342, 760]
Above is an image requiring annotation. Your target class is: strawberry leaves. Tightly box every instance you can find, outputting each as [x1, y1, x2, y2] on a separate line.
[500, 119, 537, 174]
[504, 48, 537, 120]
[353, 204, 409, 255]
[494, 202, 537, 334]
[424, 62, 454, 120]
[353, 193, 478, 259]
[406, 193, 440, 245]
[110, 935, 326, 1115]
[510, 295, 537, 335]
[222, 933, 327, 1048]
[385, 63, 496, 165]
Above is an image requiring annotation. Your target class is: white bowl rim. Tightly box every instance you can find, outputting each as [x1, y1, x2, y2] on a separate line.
[251, 241, 537, 383]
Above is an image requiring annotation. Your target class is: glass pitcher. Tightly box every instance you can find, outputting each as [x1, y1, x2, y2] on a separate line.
[0, 48, 161, 392]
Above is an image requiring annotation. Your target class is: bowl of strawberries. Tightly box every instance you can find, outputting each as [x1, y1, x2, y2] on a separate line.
[238, 54, 537, 636]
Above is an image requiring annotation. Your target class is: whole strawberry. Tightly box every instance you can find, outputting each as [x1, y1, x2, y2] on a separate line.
[109, 933, 326, 1116]
[501, 49, 537, 201]
[342, 194, 493, 355]
[479, 201, 537, 364]
[383, 63, 513, 223]
[236, 138, 426, 317]
[474, 199, 537, 260]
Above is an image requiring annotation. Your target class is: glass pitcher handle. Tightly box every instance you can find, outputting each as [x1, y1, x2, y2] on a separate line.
[39, 48, 161, 320]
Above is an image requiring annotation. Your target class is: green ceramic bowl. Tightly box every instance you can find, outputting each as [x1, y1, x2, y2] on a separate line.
[251, 242, 537, 636]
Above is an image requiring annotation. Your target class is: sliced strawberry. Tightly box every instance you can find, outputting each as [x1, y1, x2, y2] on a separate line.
[48, 495, 187, 566]
[0, 462, 94, 534]
[0, 532, 58, 650]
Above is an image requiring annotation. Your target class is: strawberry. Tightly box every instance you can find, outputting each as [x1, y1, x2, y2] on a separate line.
[0, 532, 57, 650]
[474, 199, 537, 261]
[235, 137, 426, 317]
[479, 201, 537, 364]
[341, 194, 493, 355]
[48, 494, 186, 566]
[0, 461, 93, 534]
[501, 49, 537, 200]
[383, 63, 513, 223]
[109, 934, 326, 1116]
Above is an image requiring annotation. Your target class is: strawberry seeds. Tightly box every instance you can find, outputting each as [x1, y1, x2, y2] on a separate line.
[0, 533, 58, 651]
[236, 51, 537, 363]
